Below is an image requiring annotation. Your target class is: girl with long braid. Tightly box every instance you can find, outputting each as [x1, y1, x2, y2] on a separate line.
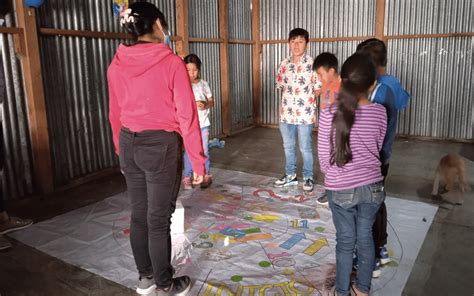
[317, 53, 387, 296]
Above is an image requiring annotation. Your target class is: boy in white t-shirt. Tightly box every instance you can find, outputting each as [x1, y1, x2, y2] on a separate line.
[183, 54, 214, 189]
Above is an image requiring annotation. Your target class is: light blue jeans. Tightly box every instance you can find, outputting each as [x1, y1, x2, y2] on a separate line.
[183, 127, 209, 177]
[279, 123, 314, 180]
[327, 182, 385, 295]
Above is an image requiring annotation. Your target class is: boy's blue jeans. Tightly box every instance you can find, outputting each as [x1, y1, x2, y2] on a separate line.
[183, 127, 210, 177]
[327, 182, 385, 295]
[279, 123, 314, 180]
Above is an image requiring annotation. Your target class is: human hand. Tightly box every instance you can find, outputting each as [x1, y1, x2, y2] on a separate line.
[197, 101, 207, 110]
[192, 173, 204, 185]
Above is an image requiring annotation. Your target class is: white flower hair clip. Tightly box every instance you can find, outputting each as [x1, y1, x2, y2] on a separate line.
[120, 8, 136, 26]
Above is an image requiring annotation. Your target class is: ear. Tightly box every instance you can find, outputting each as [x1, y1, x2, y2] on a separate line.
[155, 19, 163, 32]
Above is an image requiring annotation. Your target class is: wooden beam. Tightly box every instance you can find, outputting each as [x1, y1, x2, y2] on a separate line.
[175, 0, 189, 57]
[189, 37, 223, 43]
[251, 0, 261, 126]
[188, 37, 254, 44]
[0, 26, 26, 56]
[39, 28, 130, 39]
[0, 27, 23, 34]
[386, 32, 474, 40]
[15, 2, 53, 193]
[375, 0, 386, 41]
[219, 0, 231, 135]
[261, 36, 375, 44]
[229, 39, 254, 44]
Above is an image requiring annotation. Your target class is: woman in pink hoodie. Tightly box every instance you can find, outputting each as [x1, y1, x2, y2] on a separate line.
[107, 2, 205, 295]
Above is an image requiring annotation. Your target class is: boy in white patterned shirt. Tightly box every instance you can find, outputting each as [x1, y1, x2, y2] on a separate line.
[274, 28, 321, 193]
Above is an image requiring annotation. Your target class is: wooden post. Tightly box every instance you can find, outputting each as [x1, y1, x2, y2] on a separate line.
[175, 0, 189, 57]
[218, 0, 231, 135]
[15, 1, 54, 193]
[251, 0, 261, 126]
[375, 0, 386, 42]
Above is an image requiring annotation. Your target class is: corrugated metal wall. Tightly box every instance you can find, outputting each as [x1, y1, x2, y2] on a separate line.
[385, 0, 473, 35]
[189, 0, 219, 38]
[228, 0, 253, 131]
[260, 0, 375, 126]
[188, 0, 223, 137]
[37, 0, 177, 187]
[385, 0, 473, 140]
[39, 35, 120, 186]
[229, 44, 253, 131]
[1, 25, 35, 199]
[6, 0, 472, 197]
[261, 41, 362, 125]
[389, 37, 473, 140]
[228, 0, 252, 40]
[38, 0, 176, 33]
[260, 0, 375, 40]
[189, 42, 223, 137]
[259, 0, 473, 140]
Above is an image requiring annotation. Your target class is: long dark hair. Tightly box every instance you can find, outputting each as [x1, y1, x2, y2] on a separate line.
[184, 54, 202, 78]
[356, 38, 387, 67]
[330, 53, 376, 167]
[0, 0, 12, 17]
[121, 2, 168, 38]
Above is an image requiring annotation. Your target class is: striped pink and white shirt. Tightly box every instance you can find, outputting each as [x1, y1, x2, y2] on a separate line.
[317, 103, 387, 190]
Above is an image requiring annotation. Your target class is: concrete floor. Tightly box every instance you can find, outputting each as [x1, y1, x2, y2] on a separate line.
[1, 127, 473, 296]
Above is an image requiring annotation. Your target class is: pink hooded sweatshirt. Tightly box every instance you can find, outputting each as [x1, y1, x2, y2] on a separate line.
[107, 43, 206, 176]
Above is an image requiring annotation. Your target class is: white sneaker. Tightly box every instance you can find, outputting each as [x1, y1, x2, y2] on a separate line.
[136, 276, 156, 295]
[273, 174, 298, 188]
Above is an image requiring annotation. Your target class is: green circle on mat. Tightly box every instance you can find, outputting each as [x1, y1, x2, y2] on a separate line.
[259, 261, 271, 268]
[231, 275, 243, 282]
[199, 233, 209, 239]
[244, 215, 253, 221]
[315, 226, 325, 232]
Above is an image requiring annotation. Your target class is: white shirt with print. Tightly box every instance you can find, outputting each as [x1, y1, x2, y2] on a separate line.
[192, 79, 213, 128]
[276, 54, 321, 125]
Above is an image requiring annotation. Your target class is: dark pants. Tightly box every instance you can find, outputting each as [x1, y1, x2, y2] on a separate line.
[373, 163, 389, 256]
[119, 128, 182, 288]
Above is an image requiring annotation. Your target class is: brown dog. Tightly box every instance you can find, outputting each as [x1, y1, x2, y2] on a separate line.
[432, 154, 468, 196]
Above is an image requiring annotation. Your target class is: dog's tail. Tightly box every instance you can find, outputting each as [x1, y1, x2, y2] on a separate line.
[431, 167, 441, 196]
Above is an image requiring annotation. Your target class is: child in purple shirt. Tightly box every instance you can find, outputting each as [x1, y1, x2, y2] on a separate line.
[317, 53, 386, 296]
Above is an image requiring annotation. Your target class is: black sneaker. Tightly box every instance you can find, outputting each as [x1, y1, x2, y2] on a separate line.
[156, 276, 192, 296]
[0, 234, 11, 250]
[273, 174, 298, 188]
[303, 178, 314, 192]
